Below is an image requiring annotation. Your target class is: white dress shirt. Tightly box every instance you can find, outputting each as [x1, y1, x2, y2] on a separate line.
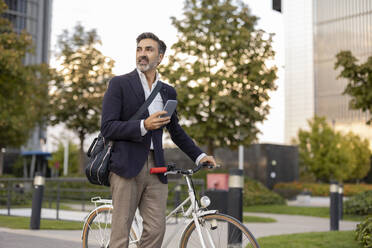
[136, 69, 206, 165]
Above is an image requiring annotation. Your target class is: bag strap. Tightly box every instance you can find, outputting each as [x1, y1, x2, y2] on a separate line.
[97, 82, 163, 149]
[129, 82, 163, 121]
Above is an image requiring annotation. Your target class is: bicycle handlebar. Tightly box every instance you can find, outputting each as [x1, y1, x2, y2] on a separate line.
[150, 162, 216, 175]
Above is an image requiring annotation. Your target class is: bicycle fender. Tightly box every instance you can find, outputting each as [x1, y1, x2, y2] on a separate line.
[196, 210, 218, 218]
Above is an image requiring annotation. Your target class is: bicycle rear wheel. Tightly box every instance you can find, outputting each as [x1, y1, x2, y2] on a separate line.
[82, 206, 139, 248]
[180, 213, 260, 248]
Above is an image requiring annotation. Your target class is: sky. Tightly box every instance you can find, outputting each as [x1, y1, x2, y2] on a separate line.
[47, 0, 284, 151]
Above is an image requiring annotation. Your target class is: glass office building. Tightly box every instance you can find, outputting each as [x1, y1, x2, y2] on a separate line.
[284, 0, 372, 144]
[3, 0, 52, 151]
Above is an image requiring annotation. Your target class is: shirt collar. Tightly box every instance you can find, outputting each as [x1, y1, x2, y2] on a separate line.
[136, 68, 160, 90]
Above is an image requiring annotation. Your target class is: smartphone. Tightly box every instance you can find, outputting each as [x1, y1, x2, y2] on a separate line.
[160, 100, 178, 118]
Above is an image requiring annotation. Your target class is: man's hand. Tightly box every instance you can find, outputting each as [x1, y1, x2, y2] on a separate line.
[144, 111, 171, 130]
[199, 156, 217, 167]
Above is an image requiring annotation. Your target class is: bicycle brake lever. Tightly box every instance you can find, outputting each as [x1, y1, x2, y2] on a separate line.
[164, 171, 178, 176]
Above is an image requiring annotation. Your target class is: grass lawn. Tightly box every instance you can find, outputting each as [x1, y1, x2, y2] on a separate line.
[0, 215, 83, 230]
[0, 202, 86, 211]
[243, 215, 276, 223]
[257, 231, 360, 248]
[244, 205, 364, 222]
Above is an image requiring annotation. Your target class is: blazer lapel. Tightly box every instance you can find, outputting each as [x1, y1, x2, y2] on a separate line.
[129, 69, 146, 103]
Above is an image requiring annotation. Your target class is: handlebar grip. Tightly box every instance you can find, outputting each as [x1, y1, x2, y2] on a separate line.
[200, 162, 214, 169]
[150, 167, 168, 174]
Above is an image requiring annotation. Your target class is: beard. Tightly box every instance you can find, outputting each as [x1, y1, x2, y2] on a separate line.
[136, 55, 160, 72]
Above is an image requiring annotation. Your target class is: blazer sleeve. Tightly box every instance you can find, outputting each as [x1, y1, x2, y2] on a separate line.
[166, 90, 203, 162]
[100, 76, 143, 142]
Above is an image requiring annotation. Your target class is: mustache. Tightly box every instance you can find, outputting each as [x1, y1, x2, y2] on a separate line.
[138, 56, 149, 63]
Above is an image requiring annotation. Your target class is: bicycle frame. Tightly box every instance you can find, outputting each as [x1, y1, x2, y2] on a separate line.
[82, 175, 218, 248]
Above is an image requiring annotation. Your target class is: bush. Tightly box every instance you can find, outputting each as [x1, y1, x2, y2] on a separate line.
[274, 182, 372, 197]
[244, 177, 285, 206]
[273, 182, 303, 199]
[355, 216, 372, 248]
[344, 190, 372, 216]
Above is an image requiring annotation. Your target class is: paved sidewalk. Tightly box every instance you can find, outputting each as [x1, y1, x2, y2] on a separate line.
[243, 213, 358, 238]
[0, 208, 89, 222]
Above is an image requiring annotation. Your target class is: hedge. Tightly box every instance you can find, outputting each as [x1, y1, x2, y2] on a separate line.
[344, 190, 372, 216]
[274, 182, 372, 198]
[244, 177, 285, 206]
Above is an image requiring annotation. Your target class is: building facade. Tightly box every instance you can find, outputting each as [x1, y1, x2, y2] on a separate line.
[3, 0, 53, 151]
[284, 0, 372, 145]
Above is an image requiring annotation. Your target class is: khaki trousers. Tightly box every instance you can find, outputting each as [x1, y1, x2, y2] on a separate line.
[109, 152, 168, 248]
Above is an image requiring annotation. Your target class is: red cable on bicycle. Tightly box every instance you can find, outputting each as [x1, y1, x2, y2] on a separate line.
[150, 167, 168, 174]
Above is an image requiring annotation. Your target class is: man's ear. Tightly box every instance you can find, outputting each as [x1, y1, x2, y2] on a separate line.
[158, 53, 164, 65]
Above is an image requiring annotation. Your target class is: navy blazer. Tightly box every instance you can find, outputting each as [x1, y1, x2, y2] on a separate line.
[101, 69, 203, 184]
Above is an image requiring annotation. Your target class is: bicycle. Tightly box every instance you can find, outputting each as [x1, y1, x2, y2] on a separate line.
[81, 163, 260, 248]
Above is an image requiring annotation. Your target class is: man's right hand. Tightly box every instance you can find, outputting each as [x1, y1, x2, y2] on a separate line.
[144, 111, 171, 130]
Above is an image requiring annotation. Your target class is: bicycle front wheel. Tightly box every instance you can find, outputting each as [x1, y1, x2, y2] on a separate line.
[82, 206, 139, 248]
[180, 213, 260, 248]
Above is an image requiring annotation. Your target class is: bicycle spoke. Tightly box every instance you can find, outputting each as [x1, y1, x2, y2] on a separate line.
[180, 214, 259, 248]
[84, 207, 112, 248]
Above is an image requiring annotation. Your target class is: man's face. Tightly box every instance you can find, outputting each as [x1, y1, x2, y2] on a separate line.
[136, 38, 164, 72]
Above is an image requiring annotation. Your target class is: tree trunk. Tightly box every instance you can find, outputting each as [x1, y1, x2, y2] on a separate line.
[0, 148, 3, 176]
[79, 134, 85, 175]
[207, 139, 214, 156]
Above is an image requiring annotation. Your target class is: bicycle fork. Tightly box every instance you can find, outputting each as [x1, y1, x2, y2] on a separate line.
[192, 213, 216, 248]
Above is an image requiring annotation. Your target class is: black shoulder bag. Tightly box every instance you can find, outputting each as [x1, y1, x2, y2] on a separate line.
[85, 82, 163, 186]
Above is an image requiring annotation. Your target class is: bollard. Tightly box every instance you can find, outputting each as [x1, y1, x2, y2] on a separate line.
[227, 169, 244, 246]
[338, 184, 343, 220]
[30, 173, 45, 230]
[330, 181, 339, 231]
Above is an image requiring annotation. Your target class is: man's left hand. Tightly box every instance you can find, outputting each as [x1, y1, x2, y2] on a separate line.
[199, 156, 217, 167]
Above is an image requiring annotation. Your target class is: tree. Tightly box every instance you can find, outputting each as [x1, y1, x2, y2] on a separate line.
[0, 0, 50, 175]
[51, 23, 114, 174]
[294, 116, 371, 182]
[49, 140, 79, 176]
[344, 132, 371, 182]
[335, 51, 372, 124]
[159, 0, 277, 155]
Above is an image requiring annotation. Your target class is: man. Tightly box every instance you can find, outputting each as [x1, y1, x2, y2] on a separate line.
[101, 32, 216, 248]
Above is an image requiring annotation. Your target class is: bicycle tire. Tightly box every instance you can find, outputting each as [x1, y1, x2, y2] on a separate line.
[179, 213, 260, 248]
[82, 206, 139, 248]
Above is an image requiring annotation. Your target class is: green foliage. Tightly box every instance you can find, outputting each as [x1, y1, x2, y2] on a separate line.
[243, 215, 276, 223]
[0, 181, 32, 206]
[273, 183, 303, 199]
[294, 116, 371, 182]
[345, 132, 372, 181]
[344, 190, 372, 216]
[49, 141, 80, 176]
[356, 216, 372, 248]
[274, 182, 372, 197]
[243, 177, 285, 206]
[159, 0, 277, 154]
[335, 51, 372, 125]
[0, 0, 50, 150]
[0, 215, 83, 230]
[244, 205, 364, 221]
[0, 0, 52, 176]
[51, 23, 114, 173]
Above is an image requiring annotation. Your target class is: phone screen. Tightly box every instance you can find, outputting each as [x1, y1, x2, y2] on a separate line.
[161, 100, 178, 118]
